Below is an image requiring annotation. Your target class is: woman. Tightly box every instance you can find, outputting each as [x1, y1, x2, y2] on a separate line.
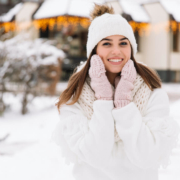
[53, 4, 180, 180]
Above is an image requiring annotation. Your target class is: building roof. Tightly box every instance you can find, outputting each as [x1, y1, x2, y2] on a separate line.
[34, 0, 151, 22]
[0, 3, 23, 22]
[2, 0, 180, 24]
[34, 0, 106, 19]
[119, 0, 150, 22]
[160, 0, 180, 22]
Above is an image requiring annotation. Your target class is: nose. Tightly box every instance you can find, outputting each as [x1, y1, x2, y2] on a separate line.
[111, 46, 121, 55]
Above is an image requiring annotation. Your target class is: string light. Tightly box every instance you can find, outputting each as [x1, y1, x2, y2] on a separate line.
[129, 21, 150, 36]
[32, 16, 90, 31]
[0, 18, 180, 35]
[0, 22, 16, 32]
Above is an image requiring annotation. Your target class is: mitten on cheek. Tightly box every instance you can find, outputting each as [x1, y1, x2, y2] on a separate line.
[89, 55, 113, 100]
[114, 60, 137, 108]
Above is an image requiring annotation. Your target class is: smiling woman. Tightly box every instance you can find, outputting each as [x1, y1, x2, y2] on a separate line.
[54, 3, 180, 180]
[96, 35, 131, 85]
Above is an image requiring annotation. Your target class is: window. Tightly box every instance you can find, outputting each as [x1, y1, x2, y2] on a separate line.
[156, 70, 176, 82]
[134, 30, 141, 52]
[40, 26, 49, 38]
[172, 27, 179, 52]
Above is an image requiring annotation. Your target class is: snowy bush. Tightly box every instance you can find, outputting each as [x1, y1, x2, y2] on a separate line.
[0, 33, 65, 114]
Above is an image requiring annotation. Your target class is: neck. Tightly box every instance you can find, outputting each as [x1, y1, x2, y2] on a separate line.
[106, 71, 120, 86]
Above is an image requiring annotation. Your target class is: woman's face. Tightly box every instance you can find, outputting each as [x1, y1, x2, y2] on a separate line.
[96, 35, 131, 74]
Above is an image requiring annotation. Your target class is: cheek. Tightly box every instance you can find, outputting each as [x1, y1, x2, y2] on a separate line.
[124, 47, 131, 60]
[96, 48, 107, 62]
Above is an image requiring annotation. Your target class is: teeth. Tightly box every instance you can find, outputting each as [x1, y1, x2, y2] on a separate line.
[109, 59, 123, 62]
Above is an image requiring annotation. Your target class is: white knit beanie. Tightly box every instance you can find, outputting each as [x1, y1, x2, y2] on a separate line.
[86, 13, 137, 58]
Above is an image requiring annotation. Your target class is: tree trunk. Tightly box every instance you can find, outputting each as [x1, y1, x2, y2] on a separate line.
[21, 84, 29, 115]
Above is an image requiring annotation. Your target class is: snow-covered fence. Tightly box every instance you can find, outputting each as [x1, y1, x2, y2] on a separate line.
[0, 33, 65, 114]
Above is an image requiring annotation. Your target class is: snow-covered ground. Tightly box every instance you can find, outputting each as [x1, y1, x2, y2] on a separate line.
[0, 83, 180, 180]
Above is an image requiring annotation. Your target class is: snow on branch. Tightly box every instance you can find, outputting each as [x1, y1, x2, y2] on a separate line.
[0, 33, 66, 114]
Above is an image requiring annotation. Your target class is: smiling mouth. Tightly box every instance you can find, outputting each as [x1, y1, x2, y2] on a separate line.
[108, 59, 123, 62]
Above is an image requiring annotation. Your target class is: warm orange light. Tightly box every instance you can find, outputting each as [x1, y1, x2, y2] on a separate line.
[33, 16, 90, 31]
[1, 19, 180, 35]
[0, 21, 16, 32]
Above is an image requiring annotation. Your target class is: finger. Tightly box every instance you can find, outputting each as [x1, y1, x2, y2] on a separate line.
[90, 55, 106, 77]
[90, 55, 104, 67]
[122, 60, 130, 71]
[124, 59, 135, 71]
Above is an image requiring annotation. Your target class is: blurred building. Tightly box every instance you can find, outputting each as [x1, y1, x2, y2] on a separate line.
[0, 0, 43, 15]
[15, 1, 40, 39]
[142, 1, 180, 82]
[0, 0, 21, 15]
[0, 0, 43, 39]
[32, 0, 95, 80]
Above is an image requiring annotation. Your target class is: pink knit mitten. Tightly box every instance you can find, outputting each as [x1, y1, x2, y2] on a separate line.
[89, 55, 113, 100]
[114, 60, 137, 108]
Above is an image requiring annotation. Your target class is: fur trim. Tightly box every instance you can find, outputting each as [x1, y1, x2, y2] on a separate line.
[90, 3, 114, 21]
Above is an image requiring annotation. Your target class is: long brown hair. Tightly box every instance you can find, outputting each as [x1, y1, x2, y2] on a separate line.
[56, 46, 161, 112]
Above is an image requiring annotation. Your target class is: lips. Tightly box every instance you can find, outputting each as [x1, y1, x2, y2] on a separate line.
[108, 59, 123, 65]
[108, 59, 123, 62]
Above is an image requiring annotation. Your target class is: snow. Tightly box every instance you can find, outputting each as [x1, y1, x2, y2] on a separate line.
[0, 83, 180, 180]
[162, 83, 180, 103]
[39, 56, 59, 66]
[0, 34, 65, 68]
[33, 0, 69, 19]
[0, 34, 66, 92]
[160, 0, 180, 22]
[0, 3, 23, 22]
[33, 0, 151, 20]
[34, 0, 106, 19]
[1, 0, 179, 25]
[119, 0, 150, 22]
[0, 93, 75, 180]
[68, 0, 100, 18]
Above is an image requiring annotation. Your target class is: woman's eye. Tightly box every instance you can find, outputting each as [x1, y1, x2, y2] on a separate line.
[120, 42, 127, 45]
[102, 42, 128, 46]
[102, 42, 110, 46]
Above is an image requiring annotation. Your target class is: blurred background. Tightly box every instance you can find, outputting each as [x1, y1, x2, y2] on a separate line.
[0, 0, 180, 180]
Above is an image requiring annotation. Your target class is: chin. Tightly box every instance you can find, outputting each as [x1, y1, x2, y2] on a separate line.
[108, 68, 122, 74]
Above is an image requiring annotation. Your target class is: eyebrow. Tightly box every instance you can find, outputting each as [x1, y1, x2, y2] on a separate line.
[100, 37, 128, 41]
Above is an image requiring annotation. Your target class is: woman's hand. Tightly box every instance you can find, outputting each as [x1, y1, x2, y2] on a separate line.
[89, 55, 113, 100]
[114, 60, 137, 108]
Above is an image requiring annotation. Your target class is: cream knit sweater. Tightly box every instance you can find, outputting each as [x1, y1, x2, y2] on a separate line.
[77, 73, 151, 142]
